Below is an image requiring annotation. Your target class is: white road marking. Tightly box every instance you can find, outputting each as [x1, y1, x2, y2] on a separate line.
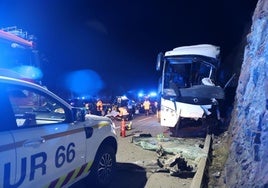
[137, 116, 153, 122]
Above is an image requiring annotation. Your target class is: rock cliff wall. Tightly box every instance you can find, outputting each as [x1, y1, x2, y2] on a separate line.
[225, 0, 268, 187]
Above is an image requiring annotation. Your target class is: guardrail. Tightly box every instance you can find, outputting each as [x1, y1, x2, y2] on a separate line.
[190, 134, 212, 188]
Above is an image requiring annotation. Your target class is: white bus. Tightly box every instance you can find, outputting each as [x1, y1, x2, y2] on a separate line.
[156, 44, 225, 136]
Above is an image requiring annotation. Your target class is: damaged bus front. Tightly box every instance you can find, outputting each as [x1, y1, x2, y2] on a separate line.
[156, 44, 224, 134]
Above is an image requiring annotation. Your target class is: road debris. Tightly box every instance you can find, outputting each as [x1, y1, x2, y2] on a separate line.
[132, 134, 207, 161]
[131, 134, 207, 177]
[156, 154, 196, 177]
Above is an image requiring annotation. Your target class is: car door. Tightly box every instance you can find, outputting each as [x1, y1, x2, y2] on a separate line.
[0, 84, 17, 187]
[6, 83, 87, 188]
[0, 133, 16, 187]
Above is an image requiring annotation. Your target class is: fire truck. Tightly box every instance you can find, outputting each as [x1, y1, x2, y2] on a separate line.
[156, 44, 225, 135]
[0, 26, 42, 84]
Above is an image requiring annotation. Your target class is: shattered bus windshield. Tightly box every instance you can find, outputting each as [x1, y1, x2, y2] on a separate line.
[164, 55, 217, 89]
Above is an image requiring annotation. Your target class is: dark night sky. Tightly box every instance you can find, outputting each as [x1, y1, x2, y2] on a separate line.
[0, 0, 258, 97]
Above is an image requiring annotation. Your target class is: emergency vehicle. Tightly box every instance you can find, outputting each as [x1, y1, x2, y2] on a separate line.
[0, 75, 117, 187]
[156, 44, 225, 135]
[0, 26, 42, 83]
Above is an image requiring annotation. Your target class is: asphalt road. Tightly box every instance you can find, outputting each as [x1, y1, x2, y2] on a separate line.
[73, 113, 206, 188]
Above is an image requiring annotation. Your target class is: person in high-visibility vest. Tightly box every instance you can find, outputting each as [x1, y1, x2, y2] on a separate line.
[143, 99, 150, 116]
[96, 99, 103, 116]
[118, 107, 129, 120]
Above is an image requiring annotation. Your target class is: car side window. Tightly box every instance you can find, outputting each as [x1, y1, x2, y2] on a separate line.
[7, 85, 67, 127]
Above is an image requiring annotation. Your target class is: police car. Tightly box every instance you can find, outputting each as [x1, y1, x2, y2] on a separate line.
[0, 76, 117, 188]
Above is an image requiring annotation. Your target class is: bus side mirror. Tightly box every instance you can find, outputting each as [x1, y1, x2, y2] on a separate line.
[156, 52, 164, 71]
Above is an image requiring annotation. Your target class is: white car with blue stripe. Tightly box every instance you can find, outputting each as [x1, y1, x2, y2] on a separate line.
[0, 76, 117, 188]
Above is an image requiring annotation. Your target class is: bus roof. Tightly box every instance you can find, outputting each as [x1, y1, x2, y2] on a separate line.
[165, 44, 220, 59]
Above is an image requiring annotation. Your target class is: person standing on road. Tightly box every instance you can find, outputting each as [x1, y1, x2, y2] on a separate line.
[118, 106, 129, 121]
[85, 102, 90, 114]
[143, 98, 150, 116]
[96, 99, 103, 116]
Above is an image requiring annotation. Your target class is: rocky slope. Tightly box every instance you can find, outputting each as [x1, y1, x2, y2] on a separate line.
[223, 0, 268, 187]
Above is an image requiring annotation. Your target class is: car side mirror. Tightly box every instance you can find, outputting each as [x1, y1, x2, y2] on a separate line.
[73, 107, 86, 122]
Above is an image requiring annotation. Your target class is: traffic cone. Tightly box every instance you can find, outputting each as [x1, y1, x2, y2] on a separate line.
[120, 119, 126, 137]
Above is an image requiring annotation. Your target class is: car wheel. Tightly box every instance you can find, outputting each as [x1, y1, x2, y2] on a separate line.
[88, 145, 116, 187]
